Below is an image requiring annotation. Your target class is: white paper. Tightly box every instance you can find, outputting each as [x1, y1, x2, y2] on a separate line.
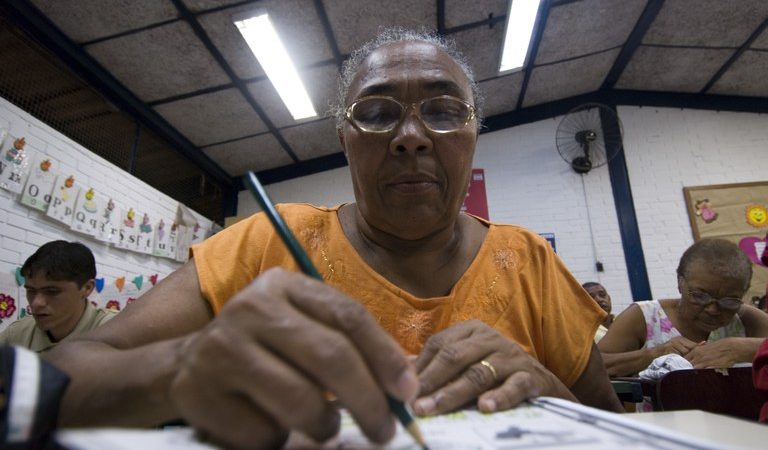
[71, 188, 103, 236]
[46, 174, 80, 226]
[19, 155, 57, 211]
[0, 137, 33, 194]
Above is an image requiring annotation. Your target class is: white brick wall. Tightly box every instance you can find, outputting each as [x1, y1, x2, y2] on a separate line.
[620, 106, 768, 300]
[239, 107, 768, 315]
[0, 95, 212, 326]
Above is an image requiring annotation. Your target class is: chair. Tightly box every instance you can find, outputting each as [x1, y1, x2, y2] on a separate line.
[652, 366, 767, 420]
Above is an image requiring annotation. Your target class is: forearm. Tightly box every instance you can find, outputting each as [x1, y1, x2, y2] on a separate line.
[45, 337, 187, 427]
[732, 337, 768, 362]
[600, 347, 660, 377]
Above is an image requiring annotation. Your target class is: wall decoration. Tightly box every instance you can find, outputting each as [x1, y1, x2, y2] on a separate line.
[149, 274, 159, 286]
[746, 204, 768, 228]
[14, 267, 25, 286]
[46, 174, 80, 225]
[115, 277, 125, 292]
[135, 213, 154, 254]
[95, 277, 105, 293]
[71, 187, 103, 236]
[0, 136, 33, 194]
[0, 272, 21, 332]
[20, 155, 58, 211]
[683, 181, 768, 301]
[460, 168, 489, 220]
[96, 200, 121, 244]
[116, 208, 140, 250]
[175, 224, 191, 262]
[132, 275, 143, 290]
[153, 218, 176, 258]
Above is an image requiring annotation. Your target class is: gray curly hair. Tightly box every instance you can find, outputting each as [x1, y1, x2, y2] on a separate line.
[331, 28, 485, 131]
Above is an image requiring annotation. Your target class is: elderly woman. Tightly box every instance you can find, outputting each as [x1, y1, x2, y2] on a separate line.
[599, 238, 768, 377]
[45, 30, 619, 449]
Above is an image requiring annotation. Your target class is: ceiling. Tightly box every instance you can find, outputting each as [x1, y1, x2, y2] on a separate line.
[1, 0, 767, 222]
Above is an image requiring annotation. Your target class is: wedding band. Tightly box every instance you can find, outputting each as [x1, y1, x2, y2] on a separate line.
[480, 360, 498, 381]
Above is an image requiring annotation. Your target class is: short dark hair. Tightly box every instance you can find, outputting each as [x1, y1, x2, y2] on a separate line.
[582, 282, 602, 290]
[676, 238, 752, 290]
[21, 240, 96, 287]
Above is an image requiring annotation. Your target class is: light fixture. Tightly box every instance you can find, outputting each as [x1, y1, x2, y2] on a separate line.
[234, 14, 317, 120]
[499, 0, 541, 73]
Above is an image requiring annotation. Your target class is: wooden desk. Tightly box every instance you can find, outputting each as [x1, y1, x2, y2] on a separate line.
[626, 410, 768, 450]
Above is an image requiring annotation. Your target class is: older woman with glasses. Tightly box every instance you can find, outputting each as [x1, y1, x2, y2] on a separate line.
[599, 238, 768, 377]
[45, 29, 619, 449]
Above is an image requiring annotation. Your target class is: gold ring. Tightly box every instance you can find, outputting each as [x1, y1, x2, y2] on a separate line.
[480, 360, 498, 381]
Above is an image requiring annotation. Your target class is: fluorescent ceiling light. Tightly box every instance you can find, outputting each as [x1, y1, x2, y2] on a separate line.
[235, 14, 317, 120]
[499, 0, 541, 73]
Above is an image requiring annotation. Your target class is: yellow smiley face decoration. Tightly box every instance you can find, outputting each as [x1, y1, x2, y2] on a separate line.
[746, 204, 768, 228]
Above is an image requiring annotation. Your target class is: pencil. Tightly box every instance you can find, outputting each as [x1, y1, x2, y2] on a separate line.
[244, 171, 428, 450]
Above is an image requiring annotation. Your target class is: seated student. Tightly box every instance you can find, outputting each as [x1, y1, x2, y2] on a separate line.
[583, 282, 614, 342]
[42, 29, 620, 449]
[0, 241, 115, 353]
[599, 238, 768, 377]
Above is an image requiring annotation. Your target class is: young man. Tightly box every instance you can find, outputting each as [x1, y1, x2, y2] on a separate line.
[0, 241, 114, 353]
[582, 282, 614, 342]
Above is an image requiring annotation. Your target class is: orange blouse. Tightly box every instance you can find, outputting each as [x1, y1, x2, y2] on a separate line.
[192, 203, 603, 387]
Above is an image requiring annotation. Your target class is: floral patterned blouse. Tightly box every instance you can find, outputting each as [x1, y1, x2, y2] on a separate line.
[637, 299, 745, 348]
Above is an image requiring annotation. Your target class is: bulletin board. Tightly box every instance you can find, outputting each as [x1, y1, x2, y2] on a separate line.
[683, 181, 768, 302]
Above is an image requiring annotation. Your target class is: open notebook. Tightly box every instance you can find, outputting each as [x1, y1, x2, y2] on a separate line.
[57, 397, 728, 450]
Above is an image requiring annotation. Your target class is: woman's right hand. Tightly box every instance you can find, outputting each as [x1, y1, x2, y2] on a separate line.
[168, 268, 419, 449]
[656, 336, 699, 358]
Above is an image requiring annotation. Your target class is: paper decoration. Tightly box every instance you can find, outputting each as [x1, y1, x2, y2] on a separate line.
[190, 222, 207, 246]
[115, 277, 125, 292]
[153, 219, 177, 258]
[14, 267, 25, 286]
[96, 200, 121, 244]
[132, 275, 143, 290]
[746, 204, 768, 228]
[0, 136, 34, 194]
[175, 224, 191, 262]
[116, 208, 140, 250]
[694, 198, 718, 224]
[149, 274, 158, 286]
[739, 235, 768, 267]
[0, 271, 22, 332]
[135, 213, 154, 254]
[106, 300, 121, 311]
[46, 174, 80, 226]
[71, 187, 103, 236]
[95, 278, 105, 293]
[98, 278, 146, 312]
[20, 155, 58, 211]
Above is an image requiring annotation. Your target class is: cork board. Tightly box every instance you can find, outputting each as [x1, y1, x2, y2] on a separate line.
[683, 181, 768, 302]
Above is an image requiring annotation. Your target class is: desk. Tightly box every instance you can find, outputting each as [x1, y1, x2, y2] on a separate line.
[626, 410, 768, 450]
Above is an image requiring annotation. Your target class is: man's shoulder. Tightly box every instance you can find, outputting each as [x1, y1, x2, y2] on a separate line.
[0, 316, 37, 343]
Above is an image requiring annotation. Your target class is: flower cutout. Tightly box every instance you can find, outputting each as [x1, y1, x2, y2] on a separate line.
[0, 294, 17, 319]
[106, 300, 121, 311]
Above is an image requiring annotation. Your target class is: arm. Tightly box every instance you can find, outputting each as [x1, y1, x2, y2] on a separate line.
[569, 344, 623, 412]
[686, 305, 768, 368]
[598, 304, 697, 377]
[45, 260, 213, 427]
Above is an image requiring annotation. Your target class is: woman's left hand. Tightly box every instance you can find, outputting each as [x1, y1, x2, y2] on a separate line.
[685, 338, 744, 368]
[411, 320, 575, 416]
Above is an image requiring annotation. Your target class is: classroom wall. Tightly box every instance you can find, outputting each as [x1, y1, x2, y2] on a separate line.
[237, 107, 768, 315]
[0, 95, 212, 328]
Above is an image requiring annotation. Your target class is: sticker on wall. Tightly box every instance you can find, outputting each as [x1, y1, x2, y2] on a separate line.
[96, 200, 121, 244]
[46, 174, 80, 226]
[71, 187, 103, 236]
[694, 198, 718, 224]
[132, 275, 143, 290]
[0, 137, 34, 194]
[746, 204, 768, 228]
[149, 274, 159, 286]
[20, 155, 58, 211]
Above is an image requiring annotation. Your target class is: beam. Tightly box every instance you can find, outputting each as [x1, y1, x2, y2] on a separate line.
[515, 0, 552, 110]
[700, 17, 768, 93]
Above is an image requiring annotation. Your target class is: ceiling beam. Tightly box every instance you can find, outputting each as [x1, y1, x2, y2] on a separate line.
[0, 0, 235, 188]
[170, 0, 301, 164]
[700, 16, 768, 93]
[600, 0, 665, 89]
[515, 0, 553, 110]
[437, 0, 446, 34]
[313, 0, 344, 72]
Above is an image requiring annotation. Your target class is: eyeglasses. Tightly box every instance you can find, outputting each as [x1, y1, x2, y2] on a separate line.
[344, 95, 476, 133]
[686, 289, 743, 311]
